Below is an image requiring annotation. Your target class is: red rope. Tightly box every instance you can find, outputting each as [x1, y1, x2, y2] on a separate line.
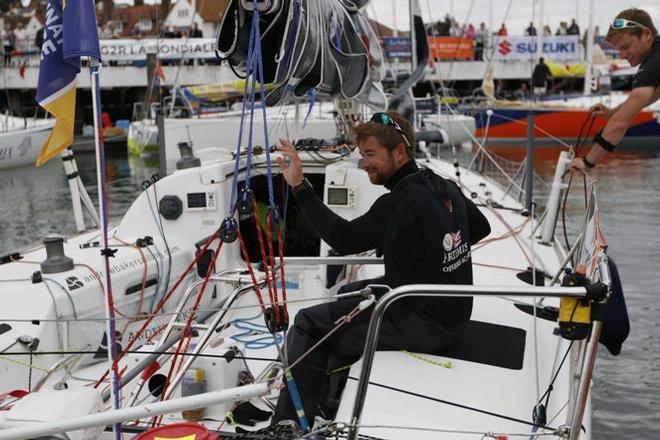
[265, 212, 281, 324]
[236, 229, 268, 313]
[153, 238, 224, 425]
[250, 200, 276, 309]
[276, 228, 289, 317]
[94, 229, 220, 388]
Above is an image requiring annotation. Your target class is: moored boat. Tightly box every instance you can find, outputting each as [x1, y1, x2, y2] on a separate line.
[0, 116, 54, 170]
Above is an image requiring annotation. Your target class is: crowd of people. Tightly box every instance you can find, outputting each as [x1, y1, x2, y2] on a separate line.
[1, 21, 42, 66]
[430, 15, 601, 61]
[0, 18, 211, 67]
[98, 21, 208, 40]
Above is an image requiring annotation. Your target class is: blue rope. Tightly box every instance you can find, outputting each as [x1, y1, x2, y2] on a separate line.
[226, 13, 258, 218]
[302, 88, 317, 129]
[253, 7, 276, 208]
[243, 12, 261, 193]
[230, 315, 283, 349]
[284, 369, 311, 432]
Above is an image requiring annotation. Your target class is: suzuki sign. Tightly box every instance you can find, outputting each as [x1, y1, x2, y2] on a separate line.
[493, 35, 581, 61]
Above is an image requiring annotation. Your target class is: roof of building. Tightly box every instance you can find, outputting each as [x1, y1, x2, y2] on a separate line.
[109, 5, 161, 37]
[195, 0, 230, 22]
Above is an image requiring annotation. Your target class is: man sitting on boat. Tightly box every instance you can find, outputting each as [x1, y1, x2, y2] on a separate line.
[573, 8, 660, 170]
[271, 111, 491, 431]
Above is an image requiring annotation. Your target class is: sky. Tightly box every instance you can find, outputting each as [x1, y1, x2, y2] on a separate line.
[134, 0, 660, 35]
[373, 0, 660, 34]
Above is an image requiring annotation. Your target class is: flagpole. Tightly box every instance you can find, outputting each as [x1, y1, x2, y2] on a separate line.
[89, 58, 122, 440]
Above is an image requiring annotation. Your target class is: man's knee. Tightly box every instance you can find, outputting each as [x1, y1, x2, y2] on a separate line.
[292, 307, 316, 331]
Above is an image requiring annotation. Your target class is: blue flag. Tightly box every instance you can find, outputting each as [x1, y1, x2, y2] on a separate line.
[35, 0, 101, 166]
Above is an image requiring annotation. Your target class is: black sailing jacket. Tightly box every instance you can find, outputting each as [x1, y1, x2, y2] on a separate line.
[295, 160, 491, 327]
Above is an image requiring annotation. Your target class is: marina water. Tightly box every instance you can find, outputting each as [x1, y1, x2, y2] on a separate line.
[0, 141, 658, 438]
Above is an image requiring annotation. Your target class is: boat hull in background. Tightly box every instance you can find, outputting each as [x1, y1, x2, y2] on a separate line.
[467, 100, 660, 147]
[0, 120, 55, 170]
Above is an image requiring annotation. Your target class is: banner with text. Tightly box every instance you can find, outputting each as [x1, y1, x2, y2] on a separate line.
[100, 38, 217, 61]
[382, 37, 412, 59]
[428, 37, 474, 60]
[493, 35, 580, 61]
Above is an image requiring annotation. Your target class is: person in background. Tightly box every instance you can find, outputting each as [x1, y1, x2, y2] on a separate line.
[514, 82, 530, 101]
[100, 22, 115, 39]
[567, 18, 580, 36]
[532, 57, 552, 98]
[474, 23, 487, 61]
[465, 23, 475, 40]
[450, 18, 461, 37]
[525, 22, 537, 36]
[12, 21, 27, 52]
[543, 25, 552, 36]
[497, 23, 508, 36]
[189, 22, 203, 38]
[34, 26, 44, 51]
[494, 79, 505, 98]
[2, 23, 14, 66]
[556, 21, 568, 35]
[128, 24, 142, 38]
[571, 8, 659, 171]
[159, 23, 170, 38]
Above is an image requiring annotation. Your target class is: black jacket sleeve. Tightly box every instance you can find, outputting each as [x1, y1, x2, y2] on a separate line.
[464, 195, 491, 244]
[294, 185, 400, 255]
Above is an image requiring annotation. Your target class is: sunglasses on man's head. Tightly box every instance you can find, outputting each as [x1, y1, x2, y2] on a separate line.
[611, 18, 648, 30]
[370, 112, 412, 148]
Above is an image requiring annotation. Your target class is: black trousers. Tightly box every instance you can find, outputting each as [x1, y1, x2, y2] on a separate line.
[271, 280, 462, 424]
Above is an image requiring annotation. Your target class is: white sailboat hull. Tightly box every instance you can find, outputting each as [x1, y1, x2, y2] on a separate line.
[0, 120, 55, 171]
[0, 148, 595, 439]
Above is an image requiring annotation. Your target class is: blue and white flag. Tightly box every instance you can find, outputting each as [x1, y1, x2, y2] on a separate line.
[35, 0, 101, 166]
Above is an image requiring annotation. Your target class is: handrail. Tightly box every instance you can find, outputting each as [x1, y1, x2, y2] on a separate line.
[0, 383, 270, 440]
[346, 283, 589, 440]
[568, 255, 610, 440]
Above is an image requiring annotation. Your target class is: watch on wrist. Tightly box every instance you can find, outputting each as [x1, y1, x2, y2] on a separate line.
[582, 157, 596, 169]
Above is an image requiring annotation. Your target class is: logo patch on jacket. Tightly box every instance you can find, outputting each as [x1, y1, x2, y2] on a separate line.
[442, 230, 470, 272]
[443, 231, 462, 251]
[443, 233, 453, 251]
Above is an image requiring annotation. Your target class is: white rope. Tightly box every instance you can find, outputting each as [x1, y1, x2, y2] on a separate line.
[530, 202, 541, 405]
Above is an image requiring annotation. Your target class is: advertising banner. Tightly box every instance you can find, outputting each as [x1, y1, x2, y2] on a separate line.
[428, 37, 474, 60]
[493, 35, 581, 61]
[100, 38, 217, 61]
[382, 37, 412, 58]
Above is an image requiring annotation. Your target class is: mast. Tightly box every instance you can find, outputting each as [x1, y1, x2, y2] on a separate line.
[537, 0, 545, 65]
[583, 0, 594, 95]
[409, 0, 417, 71]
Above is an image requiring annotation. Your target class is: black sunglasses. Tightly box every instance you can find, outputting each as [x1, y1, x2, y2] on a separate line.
[370, 112, 412, 148]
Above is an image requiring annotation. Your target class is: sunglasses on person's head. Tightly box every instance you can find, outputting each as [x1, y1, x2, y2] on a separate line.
[611, 18, 648, 30]
[370, 112, 412, 148]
